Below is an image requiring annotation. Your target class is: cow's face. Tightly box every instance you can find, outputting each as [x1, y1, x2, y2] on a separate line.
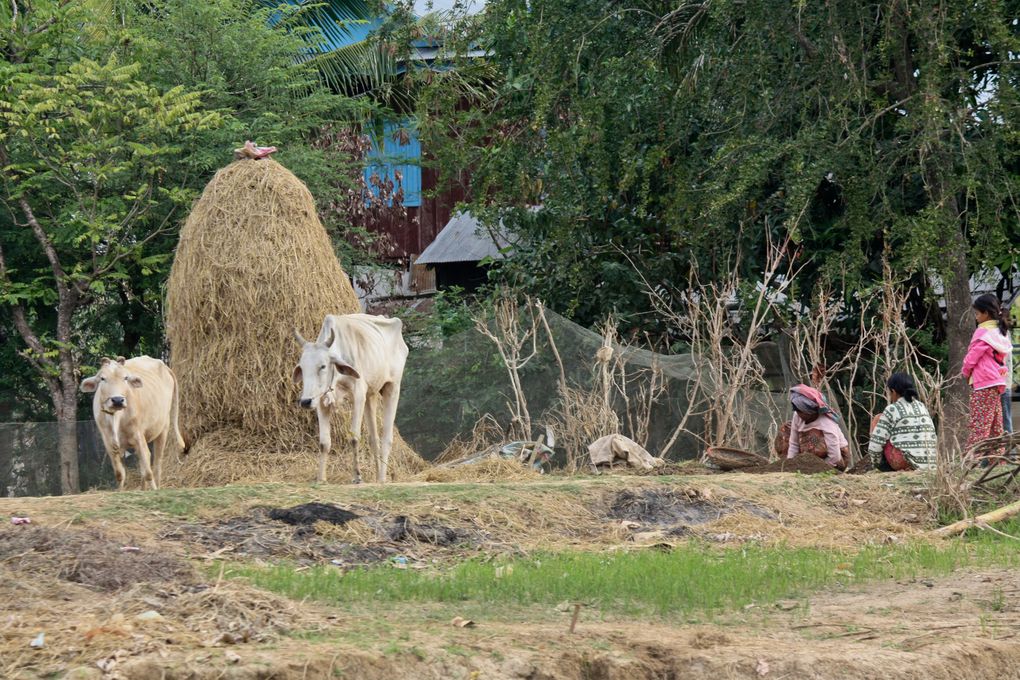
[80, 358, 143, 413]
[292, 329, 360, 410]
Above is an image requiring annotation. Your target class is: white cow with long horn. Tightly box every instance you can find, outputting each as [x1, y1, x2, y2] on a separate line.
[292, 314, 408, 483]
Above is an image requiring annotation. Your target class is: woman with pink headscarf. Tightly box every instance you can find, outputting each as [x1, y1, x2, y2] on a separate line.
[780, 384, 849, 470]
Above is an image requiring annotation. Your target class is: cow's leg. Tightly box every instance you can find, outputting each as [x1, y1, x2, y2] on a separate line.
[378, 381, 400, 484]
[364, 393, 381, 482]
[315, 406, 332, 484]
[99, 429, 127, 490]
[151, 430, 167, 490]
[349, 385, 367, 484]
[134, 433, 157, 491]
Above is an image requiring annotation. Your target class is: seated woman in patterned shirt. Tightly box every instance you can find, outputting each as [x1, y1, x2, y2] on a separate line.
[867, 373, 938, 471]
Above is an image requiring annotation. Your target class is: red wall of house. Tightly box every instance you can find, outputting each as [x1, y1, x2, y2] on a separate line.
[363, 163, 469, 264]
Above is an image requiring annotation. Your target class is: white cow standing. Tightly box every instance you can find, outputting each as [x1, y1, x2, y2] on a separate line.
[80, 356, 184, 490]
[293, 314, 408, 484]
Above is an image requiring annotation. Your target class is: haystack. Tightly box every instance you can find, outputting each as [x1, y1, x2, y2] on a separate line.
[163, 158, 425, 486]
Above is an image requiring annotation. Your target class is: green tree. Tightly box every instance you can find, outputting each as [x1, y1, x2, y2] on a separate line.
[0, 2, 217, 492]
[1, 0, 396, 494]
[418, 0, 1020, 449]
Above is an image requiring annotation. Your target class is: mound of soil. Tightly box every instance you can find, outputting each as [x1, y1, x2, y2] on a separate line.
[845, 455, 874, 474]
[386, 516, 461, 546]
[268, 502, 359, 526]
[608, 489, 728, 526]
[164, 506, 475, 565]
[626, 462, 717, 476]
[162, 508, 390, 565]
[0, 526, 193, 592]
[739, 455, 838, 475]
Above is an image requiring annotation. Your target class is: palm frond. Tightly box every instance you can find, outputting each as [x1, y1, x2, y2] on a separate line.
[305, 38, 397, 93]
[254, 0, 399, 93]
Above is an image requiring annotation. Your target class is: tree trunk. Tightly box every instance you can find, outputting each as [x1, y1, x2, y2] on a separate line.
[56, 374, 80, 494]
[942, 226, 972, 459]
[54, 294, 80, 494]
[934, 188, 971, 460]
[57, 412, 79, 495]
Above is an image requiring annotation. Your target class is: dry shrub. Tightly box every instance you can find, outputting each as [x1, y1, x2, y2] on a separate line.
[474, 294, 540, 441]
[548, 384, 619, 469]
[637, 236, 794, 457]
[475, 299, 669, 472]
[434, 414, 506, 465]
[164, 158, 425, 484]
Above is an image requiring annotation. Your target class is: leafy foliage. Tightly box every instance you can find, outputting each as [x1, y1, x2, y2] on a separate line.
[416, 0, 1020, 336]
[0, 0, 374, 432]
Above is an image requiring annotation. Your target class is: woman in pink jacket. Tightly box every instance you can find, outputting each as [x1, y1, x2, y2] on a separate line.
[962, 294, 1013, 459]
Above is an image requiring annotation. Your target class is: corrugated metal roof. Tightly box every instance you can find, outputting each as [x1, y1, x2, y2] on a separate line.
[364, 120, 421, 207]
[416, 211, 513, 265]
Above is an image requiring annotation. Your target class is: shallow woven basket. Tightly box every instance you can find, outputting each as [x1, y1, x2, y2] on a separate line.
[705, 446, 767, 471]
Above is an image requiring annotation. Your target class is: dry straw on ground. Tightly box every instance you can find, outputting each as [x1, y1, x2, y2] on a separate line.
[415, 456, 543, 483]
[164, 158, 425, 485]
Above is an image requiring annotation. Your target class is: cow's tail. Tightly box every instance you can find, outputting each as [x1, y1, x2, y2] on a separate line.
[170, 369, 187, 456]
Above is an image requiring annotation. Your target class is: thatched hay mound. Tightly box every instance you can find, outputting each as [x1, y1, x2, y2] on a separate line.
[164, 158, 425, 485]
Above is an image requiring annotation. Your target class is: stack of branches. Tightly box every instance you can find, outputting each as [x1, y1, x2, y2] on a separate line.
[475, 295, 668, 471]
[545, 312, 667, 471]
[638, 230, 794, 458]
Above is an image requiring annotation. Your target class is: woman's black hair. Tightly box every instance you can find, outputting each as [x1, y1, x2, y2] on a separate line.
[973, 293, 1010, 335]
[886, 372, 919, 403]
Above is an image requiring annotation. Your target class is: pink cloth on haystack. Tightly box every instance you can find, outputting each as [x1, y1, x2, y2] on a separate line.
[233, 140, 278, 160]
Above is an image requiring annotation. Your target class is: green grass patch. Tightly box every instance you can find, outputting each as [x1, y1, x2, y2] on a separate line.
[227, 530, 1020, 619]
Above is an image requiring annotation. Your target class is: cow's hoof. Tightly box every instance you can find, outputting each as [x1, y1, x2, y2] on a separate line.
[351, 475, 362, 485]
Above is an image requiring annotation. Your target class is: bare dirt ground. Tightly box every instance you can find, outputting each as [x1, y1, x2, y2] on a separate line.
[1, 472, 1016, 679]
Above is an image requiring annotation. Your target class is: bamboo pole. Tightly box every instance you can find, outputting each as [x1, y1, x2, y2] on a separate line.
[934, 499, 1020, 538]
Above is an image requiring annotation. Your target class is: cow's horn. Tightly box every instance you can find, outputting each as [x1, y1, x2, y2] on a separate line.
[293, 328, 308, 346]
[324, 326, 335, 348]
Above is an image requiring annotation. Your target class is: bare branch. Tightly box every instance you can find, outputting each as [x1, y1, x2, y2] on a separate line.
[18, 198, 68, 290]
[0, 239, 49, 362]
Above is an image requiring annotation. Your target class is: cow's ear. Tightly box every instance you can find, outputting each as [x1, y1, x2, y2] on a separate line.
[126, 375, 143, 389]
[292, 365, 303, 383]
[80, 376, 99, 393]
[100, 357, 112, 366]
[332, 358, 360, 380]
[116, 356, 126, 365]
